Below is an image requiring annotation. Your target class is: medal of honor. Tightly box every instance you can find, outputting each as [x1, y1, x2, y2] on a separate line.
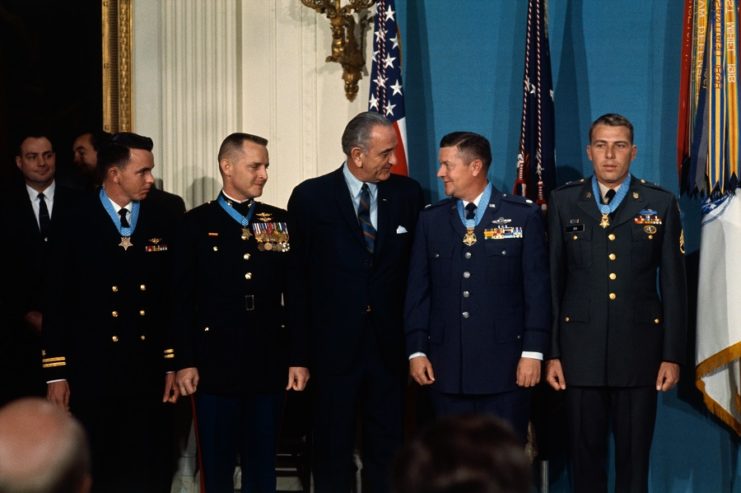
[119, 236, 134, 251]
[241, 228, 252, 241]
[463, 228, 477, 246]
[599, 213, 610, 229]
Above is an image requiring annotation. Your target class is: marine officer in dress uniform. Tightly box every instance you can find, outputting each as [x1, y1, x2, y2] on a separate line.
[545, 113, 687, 493]
[404, 131, 550, 442]
[42, 133, 182, 493]
[173, 133, 309, 493]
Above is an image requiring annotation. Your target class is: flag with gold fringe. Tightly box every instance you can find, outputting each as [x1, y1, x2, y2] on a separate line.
[678, 0, 741, 435]
[514, 0, 556, 210]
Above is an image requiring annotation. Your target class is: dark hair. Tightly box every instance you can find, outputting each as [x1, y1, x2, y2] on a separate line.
[341, 111, 392, 156]
[111, 132, 154, 151]
[16, 131, 54, 156]
[588, 113, 634, 143]
[439, 131, 492, 169]
[392, 415, 531, 493]
[217, 133, 269, 162]
[75, 130, 112, 151]
[96, 143, 133, 182]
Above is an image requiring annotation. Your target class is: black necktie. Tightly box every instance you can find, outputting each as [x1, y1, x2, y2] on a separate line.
[38, 192, 51, 237]
[358, 183, 376, 254]
[465, 202, 477, 220]
[604, 189, 616, 205]
[119, 208, 130, 228]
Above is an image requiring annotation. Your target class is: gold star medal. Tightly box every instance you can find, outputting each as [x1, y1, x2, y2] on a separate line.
[599, 213, 610, 229]
[463, 228, 477, 246]
[119, 236, 134, 251]
[241, 227, 252, 241]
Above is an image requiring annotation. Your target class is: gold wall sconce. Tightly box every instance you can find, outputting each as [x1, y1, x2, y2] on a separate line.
[301, 0, 376, 101]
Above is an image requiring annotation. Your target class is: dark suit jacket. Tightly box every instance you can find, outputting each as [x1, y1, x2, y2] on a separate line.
[171, 200, 297, 395]
[0, 182, 81, 402]
[548, 176, 687, 387]
[287, 167, 423, 375]
[405, 187, 550, 394]
[41, 192, 182, 398]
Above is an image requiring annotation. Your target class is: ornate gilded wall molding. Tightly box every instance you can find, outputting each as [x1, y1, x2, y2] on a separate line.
[102, 0, 132, 132]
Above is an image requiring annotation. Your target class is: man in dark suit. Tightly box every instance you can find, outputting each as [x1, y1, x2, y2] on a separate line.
[545, 114, 687, 493]
[404, 132, 550, 442]
[288, 111, 424, 493]
[173, 133, 309, 493]
[0, 133, 80, 406]
[42, 133, 182, 493]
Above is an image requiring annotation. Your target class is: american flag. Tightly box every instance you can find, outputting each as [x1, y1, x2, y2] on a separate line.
[368, 0, 408, 176]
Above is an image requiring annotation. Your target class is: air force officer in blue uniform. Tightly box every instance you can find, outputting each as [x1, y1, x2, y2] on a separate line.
[404, 132, 550, 440]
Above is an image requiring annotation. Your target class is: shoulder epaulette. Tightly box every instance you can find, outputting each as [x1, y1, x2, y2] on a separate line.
[635, 177, 672, 194]
[555, 178, 587, 191]
[500, 193, 536, 207]
[423, 197, 454, 210]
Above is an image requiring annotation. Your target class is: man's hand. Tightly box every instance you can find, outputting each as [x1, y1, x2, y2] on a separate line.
[47, 380, 70, 411]
[409, 356, 435, 385]
[286, 367, 310, 391]
[545, 359, 567, 390]
[656, 361, 680, 391]
[23, 310, 43, 334]
[175, 367, 199, 396]
[516, 357, 541, 387]
[163, 372, 180, 403]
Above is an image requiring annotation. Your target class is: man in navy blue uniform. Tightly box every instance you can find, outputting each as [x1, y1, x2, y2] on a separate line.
[545, 114, 686, 493]
[173, 133, 309, 493]
[288, 112, 423, 493]
[42, 133, 182, 493]
[404, 131, 550, 441]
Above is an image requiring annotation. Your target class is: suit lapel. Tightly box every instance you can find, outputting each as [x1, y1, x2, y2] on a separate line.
[332, 168, 365, 249]
[447, 199, 466, 239]
[375, 181, 391, 255]
[576, 180, 603, 225]
[478, 186, 503, 232]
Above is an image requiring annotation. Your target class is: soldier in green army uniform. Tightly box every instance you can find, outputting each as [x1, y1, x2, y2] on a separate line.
[546, 113, 687, 493]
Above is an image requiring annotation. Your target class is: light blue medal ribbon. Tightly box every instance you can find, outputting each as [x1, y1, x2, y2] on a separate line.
[591, 175, 631, 228]
[456, 183, 492, 246]
[217, 194, 256, 228]
[99, 187, 140, 236]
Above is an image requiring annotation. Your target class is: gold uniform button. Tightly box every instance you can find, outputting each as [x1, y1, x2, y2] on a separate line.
[609, 253, 617, 261]
[140, 335, 146, 341]
[608, 233, 616, 241]
[111, 310, 119, 318]
[654, 318, 661, 325]
[112, 335, 119, 343]
[111, 285, 118, 293]
[564, 316, 571, 322]
[139, 310, 146, 316]
[139, 284, 147, 291]
[609, 293, 617, 300]
[609, 273, 617, 280]
[204, 326, 210, 332]
[213, 246, 219, 252]
[245, 272, 253, 280]
[648, 235, 654, 240]
[243, 253, 251, 260]
[573, 235, 578, 240]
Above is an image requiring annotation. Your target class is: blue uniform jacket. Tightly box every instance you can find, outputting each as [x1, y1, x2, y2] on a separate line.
[404, 186, 550, 394]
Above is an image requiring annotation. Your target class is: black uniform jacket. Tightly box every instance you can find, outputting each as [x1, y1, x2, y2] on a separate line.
[287, 167, 424, 375]
[548, 176, 687, 387]
[171, 200, 299, 395]
[41, 191, 181, 398]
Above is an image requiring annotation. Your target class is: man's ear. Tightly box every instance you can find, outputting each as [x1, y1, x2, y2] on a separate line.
[219, 159, 231, 177]
[349, 147, 364, 167]
[470, 158, 484, 176]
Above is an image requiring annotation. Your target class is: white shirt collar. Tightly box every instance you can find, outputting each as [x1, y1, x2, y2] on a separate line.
[25, 180, 55, 201]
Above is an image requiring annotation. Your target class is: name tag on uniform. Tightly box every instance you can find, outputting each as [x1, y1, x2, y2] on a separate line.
[565, 224, 585, 233]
